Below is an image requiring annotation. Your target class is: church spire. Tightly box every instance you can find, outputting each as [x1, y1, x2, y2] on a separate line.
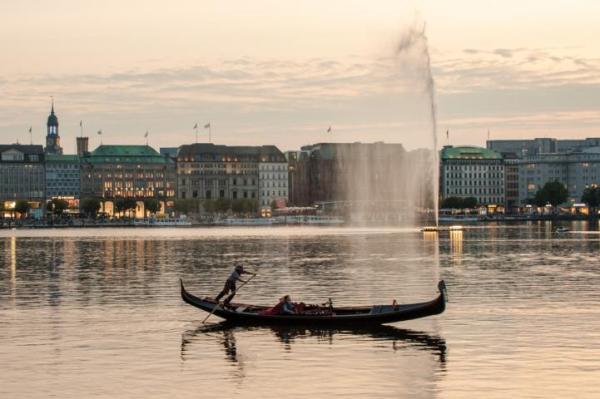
[45, 97, 62, 155]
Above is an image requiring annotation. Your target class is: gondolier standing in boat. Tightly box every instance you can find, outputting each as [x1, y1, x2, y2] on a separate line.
[214, 265, 255, 306]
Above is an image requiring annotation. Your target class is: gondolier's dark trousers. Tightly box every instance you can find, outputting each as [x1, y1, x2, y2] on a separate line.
[215, 279, 237, 305]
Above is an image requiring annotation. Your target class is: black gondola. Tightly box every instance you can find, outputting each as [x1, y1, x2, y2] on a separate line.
[180, 279, 447, 326]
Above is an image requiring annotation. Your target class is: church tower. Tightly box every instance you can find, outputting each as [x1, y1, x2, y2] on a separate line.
[45, 98, 63, 155]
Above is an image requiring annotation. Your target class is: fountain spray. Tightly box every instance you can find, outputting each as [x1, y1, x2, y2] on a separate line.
[396, 23, 439, 226]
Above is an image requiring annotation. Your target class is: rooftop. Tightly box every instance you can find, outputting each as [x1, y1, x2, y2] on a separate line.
[45, 154, 80, 163]
[441, 146, 502, 160]
[0, 144, 44, 155]
[84, 145, 172, 164]
[177, 143, 285, 161]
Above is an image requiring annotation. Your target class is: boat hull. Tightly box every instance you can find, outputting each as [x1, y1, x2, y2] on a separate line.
[180, 280, 447, 327]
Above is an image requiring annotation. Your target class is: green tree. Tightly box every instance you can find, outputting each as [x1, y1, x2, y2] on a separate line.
[244, 199, 258, 214]
[48, 198, 68, 215]
[114, 198, 126, 217]
[174, 199, 201, 214]
[462, 197, 478, 209]
[581, 186, 600, 208]
[441, 197, 463, 209]
[144, 198, 161, 216]
[202, 199, 216, 213]
[124, 198, 138, 218]
[231, 199, 245, 214]
[80, 198, 101, 218]
[534, 181, 569, 207]
[14, 200, 30, 218]
[215, 198, 231, 213]
[270, 199, 277, 210]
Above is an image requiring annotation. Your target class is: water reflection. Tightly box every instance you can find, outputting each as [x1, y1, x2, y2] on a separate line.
[449, 230, 463, 265]
[181, 322, 447, 364]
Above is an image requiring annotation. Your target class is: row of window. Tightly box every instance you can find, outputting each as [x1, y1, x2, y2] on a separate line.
[446, 187, 504, 195]
[445, 164, 502, 171]
[446, 173, 503, 179]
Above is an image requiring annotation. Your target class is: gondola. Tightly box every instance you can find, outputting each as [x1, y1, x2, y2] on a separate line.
[180, 279, 447, 326]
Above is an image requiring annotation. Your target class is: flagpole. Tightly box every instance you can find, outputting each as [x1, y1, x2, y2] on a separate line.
[204, 122, 211, 143]
[80, 121, 83, 137]
[194, 124, 198, 143]
[28, 127, 32, 145]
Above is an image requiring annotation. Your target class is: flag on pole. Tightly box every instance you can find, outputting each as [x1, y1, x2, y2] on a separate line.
[144, 131, 149, 138]
[193, 123, 198, 129]
[327, 126, 332, 133]
[28, 127, 32, 133]
[204, 122, 211, 129]
[446, 129, 449, 140]
[97, 130, 102, 135]
[80, 120, 83, 127]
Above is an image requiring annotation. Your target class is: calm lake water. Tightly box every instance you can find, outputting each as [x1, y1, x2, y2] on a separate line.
[1, 223, 599, 398]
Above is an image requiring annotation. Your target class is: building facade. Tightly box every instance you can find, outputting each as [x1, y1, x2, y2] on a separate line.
[176, 144, 288, 207]
[287, 142, 432, 211]
[45, 154, 81, 200]
[0, 144, 46, 207]
[487, 137, 600, 157]
[80, 145, 176, 217]
[516, 149, 600, 205]
[177, 144, 258, 201]
[440, 146, 505, 206]
[488, 137, 600, 207]
[258, 146, 288, 207]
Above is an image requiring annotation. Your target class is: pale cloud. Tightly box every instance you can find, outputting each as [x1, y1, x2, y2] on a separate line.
[1, 47, 599, 151]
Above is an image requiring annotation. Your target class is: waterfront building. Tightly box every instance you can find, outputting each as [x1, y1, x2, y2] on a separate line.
[440, 146, 505, 207]
[288, 142, 420, 210]
[80, 145, 176, 217]
[258, 146, 288, 207]
[487, 137, 600, 209]
[176, 143, 288, 206]
[516, 148, 600, 205]
[0, 144, 46, 214]
[487, 137, 600, 157]
[503, 155, 520, 212]
[285, 150, 310, 206]
[45, 101, 63, 155]
[45, 154, 81, 202]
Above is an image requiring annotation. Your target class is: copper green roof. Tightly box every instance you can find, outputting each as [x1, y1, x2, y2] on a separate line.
[45, 154, 80, 163]
[84, 145, 172, 164]
[441, 146, 502, 160]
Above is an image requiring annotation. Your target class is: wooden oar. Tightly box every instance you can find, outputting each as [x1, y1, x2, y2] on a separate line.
[202, 273, 256, 324]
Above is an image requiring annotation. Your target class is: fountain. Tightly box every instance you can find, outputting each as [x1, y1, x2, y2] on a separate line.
[332, 22, 440, 228]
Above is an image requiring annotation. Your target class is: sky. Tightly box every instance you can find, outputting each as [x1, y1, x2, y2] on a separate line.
[1, 0, 599, 153]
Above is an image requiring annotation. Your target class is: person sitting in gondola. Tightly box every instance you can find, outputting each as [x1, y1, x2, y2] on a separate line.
[259, 295, 297, 316]
[215, 265, 253, 306]
[281, 295, 296, 315]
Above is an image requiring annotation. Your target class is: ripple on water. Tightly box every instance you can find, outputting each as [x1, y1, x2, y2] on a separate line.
[0, 226, 599, 398]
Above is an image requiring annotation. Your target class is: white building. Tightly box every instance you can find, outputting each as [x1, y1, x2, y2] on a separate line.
[258, 146, 288, 207]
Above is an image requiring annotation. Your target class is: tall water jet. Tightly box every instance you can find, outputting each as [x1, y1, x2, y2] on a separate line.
[314, 22, 439, 227]
[395, 23, 440, 226]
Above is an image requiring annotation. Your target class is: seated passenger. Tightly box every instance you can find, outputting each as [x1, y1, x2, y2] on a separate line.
[258, 295, 296, 316]
[281, 295, 295, 315]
